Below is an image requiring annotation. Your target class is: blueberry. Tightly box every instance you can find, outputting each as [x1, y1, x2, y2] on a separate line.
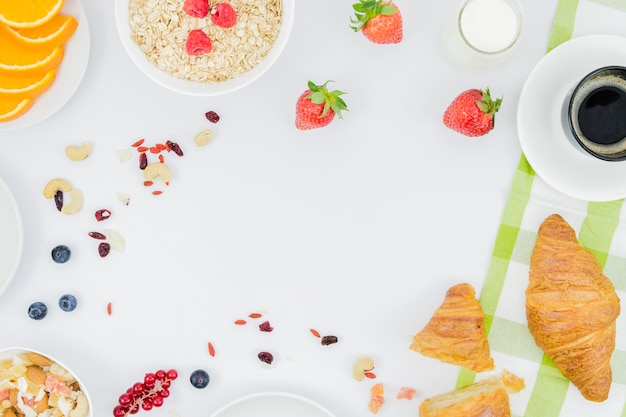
[58, 294, 77, 312]
[189, 369, 210, 389]
[51, 245, 71, 264]
[28, 302, 48, 320]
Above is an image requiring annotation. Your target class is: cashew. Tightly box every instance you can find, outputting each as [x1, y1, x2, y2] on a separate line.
[352, 356, 375, 382]
[194, 128, 213, 147]
[143, 162, 172, 183]
[60, 189, 83, 215]
[65, 141, 92, 161]
[43, 178, 72, 199]
[69, 393, 89, 417]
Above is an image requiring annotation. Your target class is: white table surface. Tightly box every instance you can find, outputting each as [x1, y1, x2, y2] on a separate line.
[0, 1, 624, 416]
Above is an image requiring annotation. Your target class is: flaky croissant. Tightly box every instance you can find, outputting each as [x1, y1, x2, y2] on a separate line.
[419, 370, 525, 417]
[410, 283, 494, 372]
[526, 214, 620, 402]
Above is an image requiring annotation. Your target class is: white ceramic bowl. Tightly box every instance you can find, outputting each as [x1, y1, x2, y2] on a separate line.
[0, 347, 93, 417]
[114, 0, 295, 96]
[0, 178, 23, 298]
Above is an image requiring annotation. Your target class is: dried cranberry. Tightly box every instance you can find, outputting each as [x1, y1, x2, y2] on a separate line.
[54, 190, 63, 211]
[321, 335, 338, 346]
[98, 242, 111, 258]
[95, 209, 112, 221]
[257, 351, 273, 364]
[139, 152, 148, 170]
[259, 321, 273, 332]
[205, 111, 220, 123]
[88, 231, 107, 240]
[166, 140, 184, 157]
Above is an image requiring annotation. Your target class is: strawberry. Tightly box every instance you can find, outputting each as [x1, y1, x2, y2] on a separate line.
[350, 0, 403, 44]
[185, 29, 212, 56]
[295, 80, 348, 130]
[183, 0, 209, 18]
[211, 3, 237, 28]
[442, 88, 502, 137]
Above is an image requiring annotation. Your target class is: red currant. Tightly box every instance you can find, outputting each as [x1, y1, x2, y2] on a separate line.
[144, 373, 156, 385]
[132, 383, 144, 395]
[141, 399, 153, 411]
[155, 370, 166, 380]
[113, 405, 128, 417]
[166, 369, 178, 379]
[152, 396, 164, 407]
[118, 394, 132, 406]
[158, 388, 170, 398]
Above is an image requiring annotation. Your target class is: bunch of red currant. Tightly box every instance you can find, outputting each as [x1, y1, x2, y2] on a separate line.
[113, 369, 178, 416]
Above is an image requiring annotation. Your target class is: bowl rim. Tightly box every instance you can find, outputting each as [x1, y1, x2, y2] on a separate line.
[114, 0, 295, 96]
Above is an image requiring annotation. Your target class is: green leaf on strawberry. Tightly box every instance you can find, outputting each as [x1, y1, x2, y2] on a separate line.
[306, 80, 348, 119]
[350, 0, 398, 32]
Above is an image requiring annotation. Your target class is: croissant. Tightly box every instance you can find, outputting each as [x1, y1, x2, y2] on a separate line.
[410, 283, 494, 372]
[419, 371, 525, 417]
[526, 214, 620, 402]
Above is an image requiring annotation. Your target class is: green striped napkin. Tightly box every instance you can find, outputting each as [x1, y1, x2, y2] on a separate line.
[453, 1, 626, 416]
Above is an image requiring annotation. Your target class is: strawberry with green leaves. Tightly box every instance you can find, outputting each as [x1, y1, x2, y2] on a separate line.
[295, 80, 348, 130]
[350, 0, 403, 44]
[443, 88, 502, 137]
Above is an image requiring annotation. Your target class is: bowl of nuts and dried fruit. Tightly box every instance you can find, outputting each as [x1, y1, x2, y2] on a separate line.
[114, 0, 295, 95]
[0, 347, 92, 417]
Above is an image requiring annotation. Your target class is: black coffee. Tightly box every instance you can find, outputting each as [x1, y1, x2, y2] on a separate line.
[577, 85, 626, 145]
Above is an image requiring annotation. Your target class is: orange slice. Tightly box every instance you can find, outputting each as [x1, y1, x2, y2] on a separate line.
[0, 96, 34, 122]
[0, 15, 77, 49]
[0, 70, 56, 98]
[0, 31, 63, 76]
[0, 0, 65, 29]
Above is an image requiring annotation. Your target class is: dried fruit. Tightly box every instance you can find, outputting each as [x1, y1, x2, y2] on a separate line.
[310, 328, 321, 338]
[98, 242, 111, 258]
[95, 209, 112, 221]
[257, 351, 273, 364]
[183, 0, 209, 18]
[248, 312, 262, 319]
[88, 231, 106, 240]
[234, 319, 247, 325]
[54, 189, 63, 211]
[211, 3, 237, 28]
[321, 335, 338, 345]
[139, 152, 148, 170]
[204, 110, 220, 123]
[259, 320, 273, 332]
[208, 342, 216, 357]
[166, 140, 183, 156]
[185, 29, 212, 56]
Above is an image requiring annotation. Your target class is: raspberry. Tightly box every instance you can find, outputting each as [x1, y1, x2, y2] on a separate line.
[183, 0, 209, 18]
[211, 3, 237, 28]
[185, 29, 212, 56]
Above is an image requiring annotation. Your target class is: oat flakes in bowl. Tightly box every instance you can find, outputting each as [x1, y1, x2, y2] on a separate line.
[115, 0, 295, 95]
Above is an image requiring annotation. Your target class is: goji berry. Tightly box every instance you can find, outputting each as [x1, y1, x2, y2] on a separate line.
[132, 138, 145, 147]
[208, 342, 216, 357]
[234, 319, 247, 325]
[310, 328, 321, 338]
[249, 313, 263, 319]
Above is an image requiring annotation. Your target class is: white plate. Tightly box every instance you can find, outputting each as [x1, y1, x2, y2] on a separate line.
[0, 0, 90, 131]
[210, 392, 336, 417]
[518, 34, 626, 202]
[114, 0, 295, 96]
[0, 178, 22, 297]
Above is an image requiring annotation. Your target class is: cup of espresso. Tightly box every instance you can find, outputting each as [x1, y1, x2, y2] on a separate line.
[568, 66, 626, 161]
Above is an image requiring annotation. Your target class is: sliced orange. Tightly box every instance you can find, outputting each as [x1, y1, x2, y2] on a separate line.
[0, 15, 77, 49]
[0, 0, 65, 29]
[0, 30, 63, 76]
[0, 96, 34, 122]
[0, 69, 56, 98]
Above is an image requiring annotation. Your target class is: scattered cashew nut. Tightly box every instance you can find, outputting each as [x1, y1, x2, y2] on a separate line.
[143, 162, 172, 183]
[194, 128, 213, 147]
[43, 178, 72, 199]
[353, 356, 375, 382]
[69, 393, 89, 417]
[60, 189, 83, 215]
[65, 141, 92, 161]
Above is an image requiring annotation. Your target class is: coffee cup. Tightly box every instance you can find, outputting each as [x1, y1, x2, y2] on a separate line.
[568, 65, 626, 161]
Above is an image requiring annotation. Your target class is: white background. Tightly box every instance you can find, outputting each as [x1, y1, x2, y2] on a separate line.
[0, 1, 624, 416]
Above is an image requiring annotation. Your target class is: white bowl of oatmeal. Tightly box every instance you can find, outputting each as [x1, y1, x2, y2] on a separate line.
[115, 0, 294, 96]
[0, 347, 92, 417]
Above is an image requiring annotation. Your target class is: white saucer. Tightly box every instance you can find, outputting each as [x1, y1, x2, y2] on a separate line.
[0, 0, 90, 131]
[518, 34, 626, 202]
[0, 178, 22, 297]
[210, 392, 336, 417]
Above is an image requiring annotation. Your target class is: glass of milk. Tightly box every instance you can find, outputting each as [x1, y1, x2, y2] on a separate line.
[443, 0, 523, 70]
